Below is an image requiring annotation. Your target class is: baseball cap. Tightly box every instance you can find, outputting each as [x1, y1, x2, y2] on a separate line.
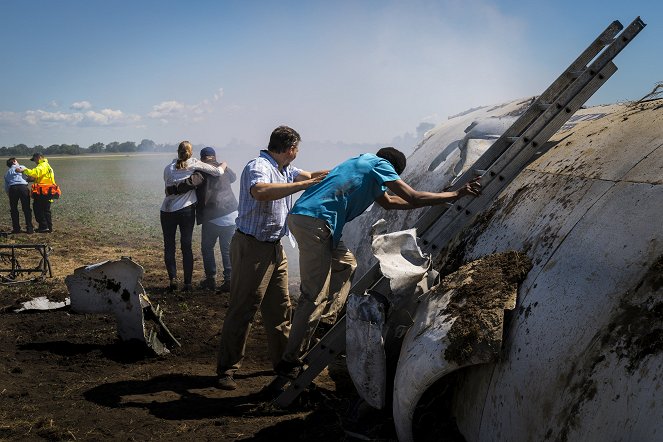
[200, 146, 216, 158]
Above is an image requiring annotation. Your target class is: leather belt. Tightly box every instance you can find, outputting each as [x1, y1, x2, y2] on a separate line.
[236, 229, 279, 244]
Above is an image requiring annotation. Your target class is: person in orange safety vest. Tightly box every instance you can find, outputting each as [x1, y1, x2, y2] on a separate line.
[17, 152, 59, 233]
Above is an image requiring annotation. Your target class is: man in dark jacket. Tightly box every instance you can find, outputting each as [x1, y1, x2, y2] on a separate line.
[167, 146, 238, 292]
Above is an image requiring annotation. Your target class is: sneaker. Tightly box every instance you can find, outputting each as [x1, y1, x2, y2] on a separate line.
[217, 375, 237, 390]
[198, 277, 216, 291]
[217, 280, 231, 293]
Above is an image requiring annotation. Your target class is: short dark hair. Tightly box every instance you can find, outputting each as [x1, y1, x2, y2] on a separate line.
[376, 147, 406, 175]
[268, 125, 301, 153]
[6, 157, 16, 168]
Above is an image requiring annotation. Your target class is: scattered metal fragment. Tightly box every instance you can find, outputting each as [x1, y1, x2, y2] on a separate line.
[0, 244, 52, 284]
[13, 296, 70, 312]
[65, 256, 180, 355]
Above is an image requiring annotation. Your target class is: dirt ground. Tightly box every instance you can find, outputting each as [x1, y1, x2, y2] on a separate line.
[0, 229, 364, 441]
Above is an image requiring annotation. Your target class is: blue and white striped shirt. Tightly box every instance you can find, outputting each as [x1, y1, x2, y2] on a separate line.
[4, 164, 29, 193]
[235, 150, 302, 242]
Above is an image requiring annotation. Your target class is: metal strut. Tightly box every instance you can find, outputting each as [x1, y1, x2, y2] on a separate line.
[0, 244, 53, 284]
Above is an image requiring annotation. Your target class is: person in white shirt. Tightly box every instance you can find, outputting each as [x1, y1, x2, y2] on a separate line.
[160, 140, 226, 292]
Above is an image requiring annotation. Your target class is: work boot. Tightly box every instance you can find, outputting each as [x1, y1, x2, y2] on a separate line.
[199, 276, 216, 291]
[261, 376, 288, 400]
[217, 375, 237, 390]
[275, 359, 302, 379]
[217, 280, 231, 293]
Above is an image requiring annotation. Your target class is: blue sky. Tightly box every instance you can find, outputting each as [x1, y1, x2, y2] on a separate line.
[0, 0, 660, 149]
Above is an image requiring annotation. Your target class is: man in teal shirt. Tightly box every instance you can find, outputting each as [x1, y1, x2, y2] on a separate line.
[277, 147, 481, 375]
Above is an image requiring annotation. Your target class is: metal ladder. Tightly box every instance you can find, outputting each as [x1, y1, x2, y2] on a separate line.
[275, 17, 646, 408]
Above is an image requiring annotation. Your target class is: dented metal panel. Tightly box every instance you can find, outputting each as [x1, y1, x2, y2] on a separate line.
[65, 257, 180, 355]
[343, 98, 663, 441]
[458, 181, 663, 441]
[445, 104, 663, 441]
[346, 293, 387, 409]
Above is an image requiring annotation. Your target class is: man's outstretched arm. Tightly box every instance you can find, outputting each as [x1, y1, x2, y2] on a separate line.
[376, 178, 481, 209]
[251, 170, 328, 201]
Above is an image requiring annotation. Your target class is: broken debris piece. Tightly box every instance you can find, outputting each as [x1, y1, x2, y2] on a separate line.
[65, 256, 180, 355]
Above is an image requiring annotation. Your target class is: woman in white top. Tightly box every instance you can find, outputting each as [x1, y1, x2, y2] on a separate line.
[160, 140, 226, 291]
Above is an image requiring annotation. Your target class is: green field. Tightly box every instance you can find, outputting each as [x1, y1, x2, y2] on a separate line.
[0, 152, 304, 278]
[2, 153, 184, 245]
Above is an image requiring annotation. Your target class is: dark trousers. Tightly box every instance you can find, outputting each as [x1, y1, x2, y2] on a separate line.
[32, 194, 52, 231]
[160, 205, 196, 285]
[8, 184, 33, 232]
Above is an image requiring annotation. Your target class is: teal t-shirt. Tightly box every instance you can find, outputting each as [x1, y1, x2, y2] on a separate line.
[291, 153, 401, 246]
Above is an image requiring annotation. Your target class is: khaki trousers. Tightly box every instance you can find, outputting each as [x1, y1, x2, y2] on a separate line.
[217, 231, 292, 376]
[282, 214, 357, 364]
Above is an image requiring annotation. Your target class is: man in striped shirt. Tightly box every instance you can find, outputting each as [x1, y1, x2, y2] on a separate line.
[216, 125, 327, 390]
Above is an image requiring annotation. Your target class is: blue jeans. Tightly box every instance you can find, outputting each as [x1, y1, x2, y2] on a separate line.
[201, 222, 235, 281]
[160, 205, 196, 285]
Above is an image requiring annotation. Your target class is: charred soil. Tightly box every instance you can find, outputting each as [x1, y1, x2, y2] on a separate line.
[0, 229, 356, 441]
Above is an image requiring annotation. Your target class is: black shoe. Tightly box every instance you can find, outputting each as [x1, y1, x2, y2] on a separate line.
[217, 375, 237, 390]
[35, 228, 51, 233]
[198, 277, 216, 291]
[217, 280, 231, 293]
[168, 278, 178, 292]
[182, 283, 193, 292]
[10, 229, 21, 234]
[275, 359, 302, 379]
[26, 229, 34, 234]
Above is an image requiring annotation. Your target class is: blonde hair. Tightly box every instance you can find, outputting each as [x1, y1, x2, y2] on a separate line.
[176, 141, 193, 169]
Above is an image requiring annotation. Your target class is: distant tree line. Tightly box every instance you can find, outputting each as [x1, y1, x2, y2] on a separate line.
[0, 139, 183, 157]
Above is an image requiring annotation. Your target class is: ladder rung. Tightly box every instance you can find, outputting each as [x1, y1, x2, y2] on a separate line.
[600, 36, 617, 45]
[568, 69, 586, 78]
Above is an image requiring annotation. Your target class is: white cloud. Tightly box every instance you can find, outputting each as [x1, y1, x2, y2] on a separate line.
[25, 110, 83, 125]
[80, 109, 141, 126]
[147, 101, 187, 119]
[1, 107, 140, 128]
[71, 101, 92, 110]
[147, 88, 224, 122]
